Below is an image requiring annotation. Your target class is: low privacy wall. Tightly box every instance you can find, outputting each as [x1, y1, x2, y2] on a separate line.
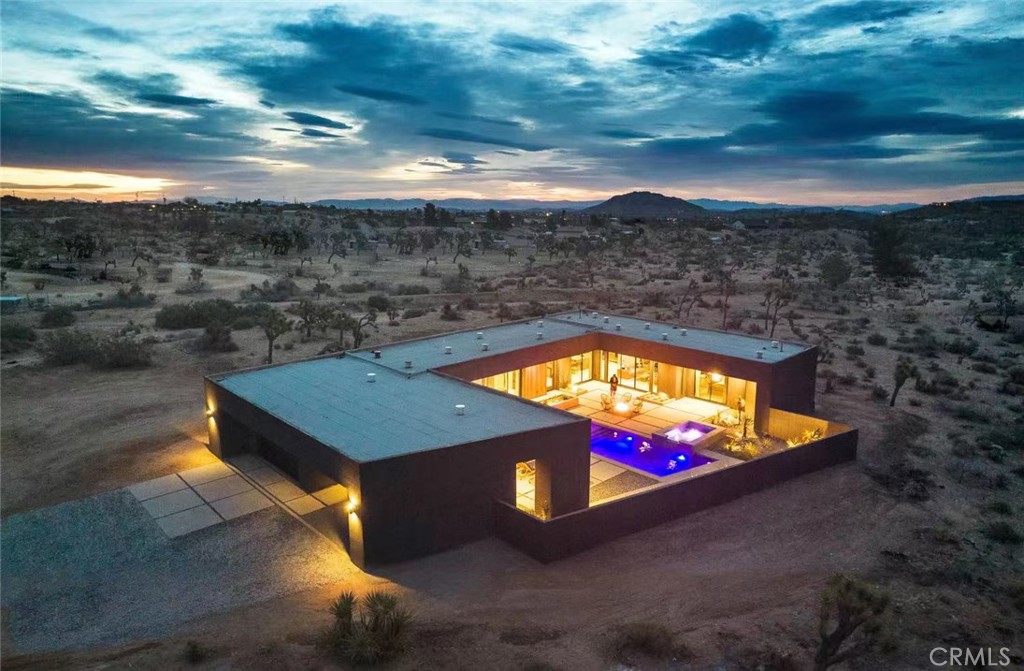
[494, 421, 858, 563]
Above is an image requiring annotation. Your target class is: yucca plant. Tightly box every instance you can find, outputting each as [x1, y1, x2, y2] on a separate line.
[323, 589, 412, 665]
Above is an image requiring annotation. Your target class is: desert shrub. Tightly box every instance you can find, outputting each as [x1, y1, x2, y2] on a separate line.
[402, 308, 427, 319]
[845, 344, 865, 357]
[524, 300, 547, 317]
[457, 295, 479, 310]
[0, 322, 37, 354]
[39, 306, 77, 329]
[871, 385, 888, 401]
[987, 500, 1013, 516]
[109, 284, 156, 308]
[866, 414, 934, 500]
[439, 275, 471, 293]
[1001, 366, 1024, 395]
[337, 282, 368, 293]
[981, 521, 1023, 545]
[95, 334, 152, 369]
[40, 328, 97, 365]
[604, 622, 678, 665]
[953, 404, 989, 424]
[366, 294, 392, 312]
[866, 332, 887, 346]
[153, 267, 173, 283]
[183, 640, 208, 665]
[944, 337, 979, 360]
[198, 322, 238, 352]
[240, 278, 300, 302]
[972, 361, 998, 374]
[322, 590, 411, 665]
[439, 303, 462, 321]
[391, 283, 430, 296]
[155, 299, 269, 330]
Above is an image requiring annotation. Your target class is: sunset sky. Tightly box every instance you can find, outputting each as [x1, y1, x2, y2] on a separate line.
[2, 0, 1023, 205]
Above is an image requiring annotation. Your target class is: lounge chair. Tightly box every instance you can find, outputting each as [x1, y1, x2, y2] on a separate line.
[621, 392, 632, 403]
[631, 398, 644, 414]
[600, 393, 613, 410]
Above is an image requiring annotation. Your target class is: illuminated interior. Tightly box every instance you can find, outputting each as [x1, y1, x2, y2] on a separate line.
[473, 351, 757, 432]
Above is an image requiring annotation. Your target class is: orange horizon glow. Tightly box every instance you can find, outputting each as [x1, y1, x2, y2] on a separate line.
[0, 166, 180, 201]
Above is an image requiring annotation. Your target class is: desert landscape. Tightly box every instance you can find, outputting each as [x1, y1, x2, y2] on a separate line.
[1, 193, 1021, 670]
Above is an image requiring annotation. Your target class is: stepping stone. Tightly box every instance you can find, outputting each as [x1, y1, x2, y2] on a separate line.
[194, 475, 253, 503]
[156, 505, 222, 538]
[286, 495, 324, 516]
[227, 454, 269, 473]
[141, 488, 204, 519]
[179, 462, 235, 486]
[591, 460, 625, 482]
[265, 479, 306, 502]
[211, 489, 274, 520]
[128, 474, 187, 501]
[311, 485, 347, 506]
[248, 466, 285, 486]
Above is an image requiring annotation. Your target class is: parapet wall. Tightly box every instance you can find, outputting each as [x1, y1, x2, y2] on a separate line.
[494, 419, 858, 563]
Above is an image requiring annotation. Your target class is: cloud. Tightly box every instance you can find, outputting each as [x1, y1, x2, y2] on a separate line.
[1, 182, 109, 190]
[492, 33, 573, 54]
[259, 99, 276, 108]
[138, 93, 217, 107]
[335, 84, 427, 106]
[82, 25, 135, 43]
[300, 128, 340, 138]
[418, 128, 553, 151]
[435, 111, 521, 127]
[598, 129, 657, 139]
[802, 1, 924, 28]
[284, 111, 351, 129]
[442, 151, 488, 165]
[685, 13, 779, 60]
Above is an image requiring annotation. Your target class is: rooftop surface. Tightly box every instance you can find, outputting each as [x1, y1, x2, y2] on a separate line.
[348, 318, 594, 373]
[351, 312, 807, 372]
[214, 356, 579, 462]
[549, 312, 807, 363]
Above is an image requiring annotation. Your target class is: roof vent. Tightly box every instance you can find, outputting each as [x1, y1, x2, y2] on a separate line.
[476, 331, 484, 339]
[603, 316, 609, 323]
[373, 350, 381, 359]
[661, 332, 669, 341]
[681, 328, 688, 336]
[615, 323, 622, 331]
[481, 342, 489, 351]
[771, 340, 780, 350]
[645, 322, 651, 330]
[537, 320, 544, 327]
[755, 351, 764, 360]
[404, 360, 412, 369]
[592, 311, 599, 318]
[455, 404, 466, 416]
[537, 331, 544, 340]
[444, 345, 452, 355]
[367, 373, 377, 383]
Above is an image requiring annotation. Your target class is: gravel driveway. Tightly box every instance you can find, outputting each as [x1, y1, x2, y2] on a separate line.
[1, 488, 357, 653]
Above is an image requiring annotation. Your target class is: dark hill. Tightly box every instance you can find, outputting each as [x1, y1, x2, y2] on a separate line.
[583, 191, 705, 218]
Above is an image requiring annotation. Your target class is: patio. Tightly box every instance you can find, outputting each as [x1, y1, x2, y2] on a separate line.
[563, 380, 731, 436]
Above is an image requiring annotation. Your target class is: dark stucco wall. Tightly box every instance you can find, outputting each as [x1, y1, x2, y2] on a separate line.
[494, 426, 858, 563]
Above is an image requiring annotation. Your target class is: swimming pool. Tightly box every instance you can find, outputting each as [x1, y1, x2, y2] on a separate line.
[590, 424, 715, 477]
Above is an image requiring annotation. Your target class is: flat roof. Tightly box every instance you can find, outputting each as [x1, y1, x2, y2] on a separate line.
[348, 318, 594, 373]
[548, 312, 806, 363]
[214, 356, 579, 462]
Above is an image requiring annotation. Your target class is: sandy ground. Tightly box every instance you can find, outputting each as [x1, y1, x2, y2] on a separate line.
[2, 236, 1021, 670]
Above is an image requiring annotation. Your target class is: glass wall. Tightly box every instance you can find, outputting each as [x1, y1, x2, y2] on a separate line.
[569, 351, 594, 385]
[694, 370, 727, 403]
[474, 370, 521, 396]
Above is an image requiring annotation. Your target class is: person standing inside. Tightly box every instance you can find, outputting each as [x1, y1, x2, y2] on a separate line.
[609, 373, 619, 397]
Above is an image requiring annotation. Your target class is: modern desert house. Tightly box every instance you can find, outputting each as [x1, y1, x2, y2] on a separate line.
[205, 312, 856, 567]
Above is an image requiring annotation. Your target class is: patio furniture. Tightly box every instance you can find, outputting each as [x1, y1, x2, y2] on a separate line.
[600, 393, 613, 410]
[631, 398, 644, 414]
[621, 392, 632, 403]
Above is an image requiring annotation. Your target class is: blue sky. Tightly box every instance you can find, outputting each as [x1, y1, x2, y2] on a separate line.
[1, 0, 1022, 203]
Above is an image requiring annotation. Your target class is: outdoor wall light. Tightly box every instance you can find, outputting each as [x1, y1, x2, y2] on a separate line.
[205, 407, 215, 417]
[345, 497, 360, 514]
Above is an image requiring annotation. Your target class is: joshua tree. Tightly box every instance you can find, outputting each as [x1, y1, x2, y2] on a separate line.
[819, 253, 852, 290]
[676, 279, 703, 321]
[890, 355, 919, 407]
[762, 279, 793, 337]
[505, 247, 517, 263]
[814, 574, 890, 671]
[259, 309, 292, 364]
[293, 298, 322, 339]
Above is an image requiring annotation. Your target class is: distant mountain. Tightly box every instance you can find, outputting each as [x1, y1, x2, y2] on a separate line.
[961, 194, 1024, 202]
[312, 197, 602, 211]
[582, 191, 704, 218]
[690, 198, 921, 214]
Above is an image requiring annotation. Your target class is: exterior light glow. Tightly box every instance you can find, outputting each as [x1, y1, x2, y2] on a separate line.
[710, 373, 723, 383]
[615, 401, 629, 412]
[206, 407, 215, 417]
[345, 497, 359, 514]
